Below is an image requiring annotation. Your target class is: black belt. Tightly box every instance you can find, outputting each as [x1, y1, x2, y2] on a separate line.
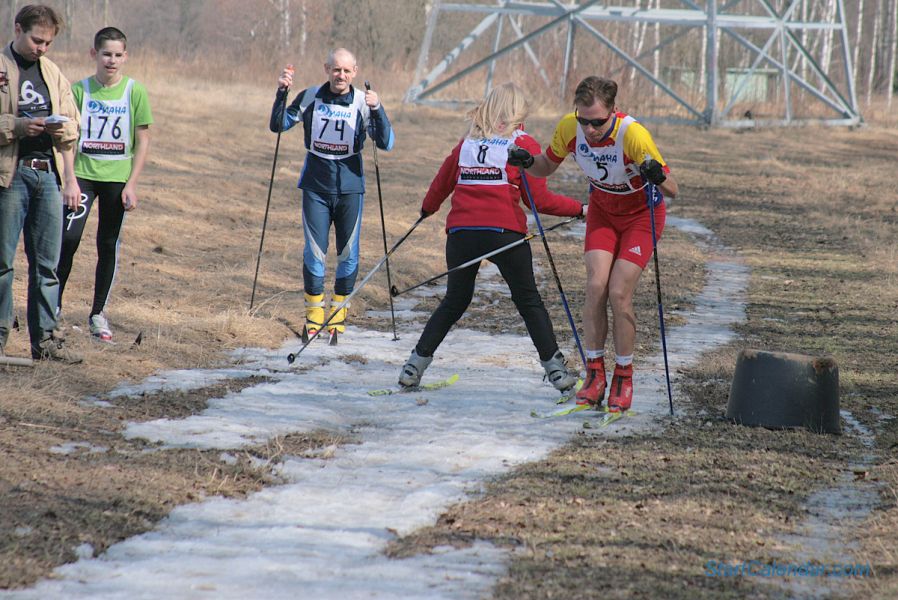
[19, 158, 52, 172]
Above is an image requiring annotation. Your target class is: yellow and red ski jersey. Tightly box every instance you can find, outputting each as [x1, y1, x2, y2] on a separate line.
[546, 111, 670, 215]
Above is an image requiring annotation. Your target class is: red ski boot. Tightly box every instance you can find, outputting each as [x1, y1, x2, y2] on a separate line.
[607, 363, 633, 412]
[575, 357, 606, 406]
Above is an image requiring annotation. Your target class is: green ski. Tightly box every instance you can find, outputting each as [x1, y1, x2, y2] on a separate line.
[532, 402, 592, 419]
[531, 403, 637, 420]
[367, 374, 459, 397]
[591, 411, 627, 428]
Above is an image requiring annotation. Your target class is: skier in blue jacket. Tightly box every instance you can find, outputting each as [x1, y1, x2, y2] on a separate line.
[270, 48, 394, 341]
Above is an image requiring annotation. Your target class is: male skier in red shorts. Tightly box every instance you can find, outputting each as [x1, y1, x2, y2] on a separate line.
[509, 76, 678, 412]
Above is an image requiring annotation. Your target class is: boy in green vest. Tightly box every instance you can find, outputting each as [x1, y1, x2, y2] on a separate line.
[57, 26, 152, 342]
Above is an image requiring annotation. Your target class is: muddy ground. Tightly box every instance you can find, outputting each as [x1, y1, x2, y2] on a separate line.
[1, 62, 896, 598]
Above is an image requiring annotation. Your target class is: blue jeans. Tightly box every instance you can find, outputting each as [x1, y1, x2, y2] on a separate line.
[301, 190, 363, 295]
[0, 166, 63, 350]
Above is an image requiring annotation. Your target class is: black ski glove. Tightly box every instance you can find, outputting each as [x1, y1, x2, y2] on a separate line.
[507, 145, 534, 169]
[639, 159, 666, 185]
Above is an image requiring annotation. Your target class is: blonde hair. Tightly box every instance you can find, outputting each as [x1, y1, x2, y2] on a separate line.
[466, 82, 529, 138]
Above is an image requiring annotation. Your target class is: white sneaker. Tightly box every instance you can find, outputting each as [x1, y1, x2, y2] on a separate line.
[88, 313, 113, 342]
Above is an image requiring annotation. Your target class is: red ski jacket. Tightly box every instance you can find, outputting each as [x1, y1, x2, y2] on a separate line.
[421, 131, 583, 234]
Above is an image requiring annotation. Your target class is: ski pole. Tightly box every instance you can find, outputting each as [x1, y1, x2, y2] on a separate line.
[645, 182, 674, 415]
[389, 216, 581, 298]
[365, 81, 399, 341]
[519, 171, 586, 369]
[287, 214, 427, 364]
[250, 65, 293, 311]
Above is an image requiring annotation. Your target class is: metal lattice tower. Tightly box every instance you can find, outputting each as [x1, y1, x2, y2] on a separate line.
[405, 0, 861, 127]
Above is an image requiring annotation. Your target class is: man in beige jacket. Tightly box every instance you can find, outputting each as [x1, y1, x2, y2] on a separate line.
[0, 4, 82, 363]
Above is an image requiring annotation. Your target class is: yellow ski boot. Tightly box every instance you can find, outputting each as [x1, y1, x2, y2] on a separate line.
[327, 294, 349, 345]
[302, 293, 325, 343]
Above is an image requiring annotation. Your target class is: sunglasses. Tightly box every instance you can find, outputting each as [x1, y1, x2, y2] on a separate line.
[575, 111, 612, 128]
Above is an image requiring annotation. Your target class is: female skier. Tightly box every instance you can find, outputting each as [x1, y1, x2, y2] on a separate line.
[398, 82, 585, 392]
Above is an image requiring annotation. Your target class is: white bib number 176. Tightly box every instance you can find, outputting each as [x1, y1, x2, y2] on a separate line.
[87, 115, 123, 140]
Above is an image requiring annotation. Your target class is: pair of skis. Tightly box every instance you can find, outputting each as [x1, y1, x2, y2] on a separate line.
[366, 374, 633, 428]
[529, 401, 636, 426]
[530, 379, 636, 424]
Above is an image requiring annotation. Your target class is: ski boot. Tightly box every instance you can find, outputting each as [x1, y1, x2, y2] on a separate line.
[399, 349, 433, 388]
[302, 293, 325, 343]
[327, 294, 348, 345]
[607, 363, 634, 412]
[540, 350, 578, 392]
[576, 357, 606, 406]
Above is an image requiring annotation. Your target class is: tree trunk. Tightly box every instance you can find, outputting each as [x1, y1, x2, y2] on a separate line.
[887, 0, 897, 107]
[64, 0, 74, 47]
[299, 0, 307, 58]
[800, 0, 809, 81]
[268, 0, 291, 53]
[820, 0, 837, 76]
[281, 0, 291, 53]
[652, 0, 660, 97]
[853, 0, 865, 87]
[700, 19, 707, 99]
[630, 0, 646, 84]
[867, 0, 882, 104]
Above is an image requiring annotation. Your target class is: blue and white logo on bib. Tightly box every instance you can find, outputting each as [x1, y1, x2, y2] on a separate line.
[316, 104, 352, 119]
[86, 99, 128, 115]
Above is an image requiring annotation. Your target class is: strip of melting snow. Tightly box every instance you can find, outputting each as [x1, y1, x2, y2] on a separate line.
[774, 411, 881, 599]
[3, 217, 748, 600]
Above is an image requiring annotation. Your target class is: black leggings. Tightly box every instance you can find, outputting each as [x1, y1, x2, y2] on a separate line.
[57, 179, 126, 316]
[415, 229, 560, 361]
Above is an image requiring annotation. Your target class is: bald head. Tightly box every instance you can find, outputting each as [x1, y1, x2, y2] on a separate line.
[326, 48, 356, 68]
[324, 47, 358, 95]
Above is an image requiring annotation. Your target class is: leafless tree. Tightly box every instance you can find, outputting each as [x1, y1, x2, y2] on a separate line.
[63, 0, 77, 46]
[868, 0, 883, 105]
[854, 0, 865, 77]
[298, 0, 307, 58]
[887, 0, 897, 107]
[820, 0, 837, 77]
[269, 0, 291, 53]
